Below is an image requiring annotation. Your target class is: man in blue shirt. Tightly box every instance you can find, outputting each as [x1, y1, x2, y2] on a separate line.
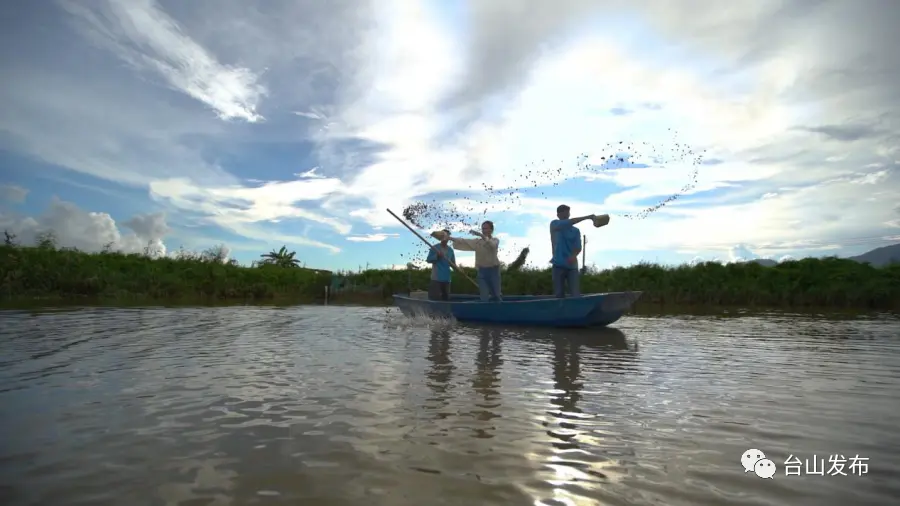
[550, 205, 595, 298]
[426, 229, 456, 301]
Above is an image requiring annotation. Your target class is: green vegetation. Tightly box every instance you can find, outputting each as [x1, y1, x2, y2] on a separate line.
[1, 231, 898, 309]
[0, 235, 330, 303]
[344, 258, 900, 309]
[259, 246, 302, 268]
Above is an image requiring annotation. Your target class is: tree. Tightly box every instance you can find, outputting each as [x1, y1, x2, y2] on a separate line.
[35, 231, 57, 250]
[3, 230, 17, 247]
[201, 244, 230, 263]
[259, 245, 300, 268]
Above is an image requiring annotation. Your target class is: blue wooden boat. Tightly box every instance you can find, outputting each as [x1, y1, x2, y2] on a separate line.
[392, 291, 642, 328]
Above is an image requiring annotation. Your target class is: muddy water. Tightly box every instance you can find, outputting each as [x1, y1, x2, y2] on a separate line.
[0, 306, 898, 505]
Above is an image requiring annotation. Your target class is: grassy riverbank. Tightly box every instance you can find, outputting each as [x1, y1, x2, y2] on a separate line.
[345, 257, 900, 309]
[0, 244, 330, 303]
[1, 243, 898, 309]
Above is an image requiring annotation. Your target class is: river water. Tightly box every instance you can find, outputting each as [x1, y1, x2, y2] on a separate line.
[0, 306, 898, 506]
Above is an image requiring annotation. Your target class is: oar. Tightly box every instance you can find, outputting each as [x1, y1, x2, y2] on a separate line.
[386, 208, 480, 290]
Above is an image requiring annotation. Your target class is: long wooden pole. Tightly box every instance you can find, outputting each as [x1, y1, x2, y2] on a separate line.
[581, 236, 587, 268]
[582, 235, 587, 273]
[386, 209, 480, 290]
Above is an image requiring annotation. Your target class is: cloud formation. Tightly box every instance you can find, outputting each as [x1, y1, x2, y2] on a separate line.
[0, 184, 28, 204]
[1, 196, 168, 256]
[0, 0, 897, 268]
[346, 233, 400, 242]
[61, 0, 267, 122]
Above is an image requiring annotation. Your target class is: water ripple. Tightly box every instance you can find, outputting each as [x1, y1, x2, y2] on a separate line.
[0, 306, 898, 505]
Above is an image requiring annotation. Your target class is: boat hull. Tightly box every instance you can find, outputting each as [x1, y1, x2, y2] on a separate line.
[392, 291, 642, 327]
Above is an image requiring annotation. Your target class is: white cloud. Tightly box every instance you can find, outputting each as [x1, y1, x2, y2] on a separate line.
[0, 197, 168, 256]
[294, 111, 325, 120]
[61, 0, 266, 122]
[543, 169, 897, 264]
[321, 0, 897, 266]
[688, 256, 726, 265]
[122, 211, 170, 240]
[165, 243, 234, 264]
[409, 161, 898, 269]
[3, 0, 898, 267]
[729, 243, 758, 263]
[149, 177, 346, 253]
[0, 67, 234, 187]
[296, 167, 326, 179]
[851, 169, 890, 185]
[0, 0, 371, 250]
[346, 233, 399, 242]
[312, 0, 472, 227]
[0, 184, 29, 204]
[313, 1, 894, 246]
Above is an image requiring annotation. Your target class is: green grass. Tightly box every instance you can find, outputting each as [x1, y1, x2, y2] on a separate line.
[0, 244, 330, 303]
[342, 257, 900, 309]
[1, 242, 898, 309]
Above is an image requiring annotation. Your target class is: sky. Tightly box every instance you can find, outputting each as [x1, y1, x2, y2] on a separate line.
[1, 0, 898, 271]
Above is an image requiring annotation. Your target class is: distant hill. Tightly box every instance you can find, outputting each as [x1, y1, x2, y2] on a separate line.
[848, 243, 900, 267]
[738, 243, 899, 267]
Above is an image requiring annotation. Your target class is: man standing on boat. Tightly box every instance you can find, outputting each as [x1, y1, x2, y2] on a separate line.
[432, 221, 502, 302]
[550, 205, 595, 298]
[425, 229, 455, 301]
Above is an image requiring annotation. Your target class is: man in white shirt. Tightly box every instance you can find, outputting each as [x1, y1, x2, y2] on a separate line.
[432, 221, 502, 301]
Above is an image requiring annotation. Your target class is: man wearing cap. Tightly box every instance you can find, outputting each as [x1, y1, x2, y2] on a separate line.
[550, 205, 595, 298]
[425, 229, 456, 301]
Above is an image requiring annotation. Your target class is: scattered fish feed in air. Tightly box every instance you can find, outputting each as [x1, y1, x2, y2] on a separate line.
[397, 130, 706, 264]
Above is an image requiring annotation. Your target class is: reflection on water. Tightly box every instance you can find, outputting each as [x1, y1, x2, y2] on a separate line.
[470, 328, 502, 439]
[425, 329, 454, 421]
[0, 306, 899, 506]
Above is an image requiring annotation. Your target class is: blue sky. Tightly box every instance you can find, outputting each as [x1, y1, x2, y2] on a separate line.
[1, 0, 898, 271]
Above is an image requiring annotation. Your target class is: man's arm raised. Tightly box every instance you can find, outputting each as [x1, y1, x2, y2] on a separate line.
[550, 215, 595, 231]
